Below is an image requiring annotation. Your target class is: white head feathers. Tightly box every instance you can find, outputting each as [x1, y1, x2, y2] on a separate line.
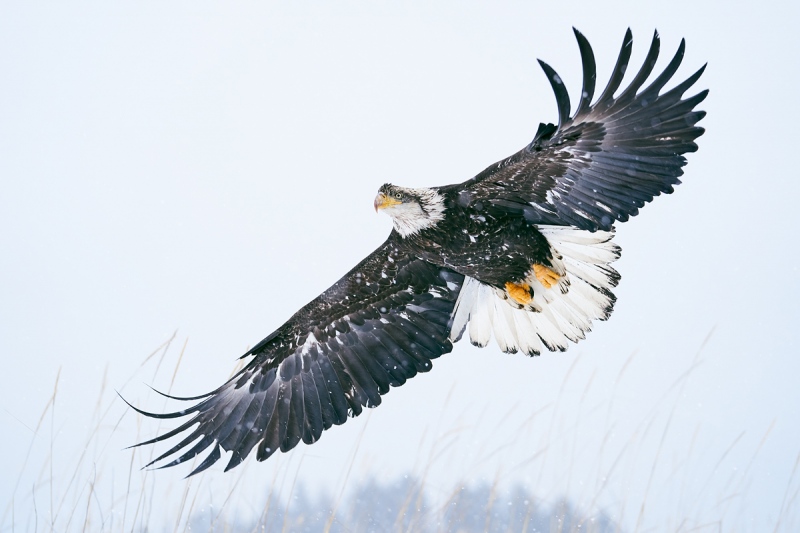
[377, 185, 446, 238]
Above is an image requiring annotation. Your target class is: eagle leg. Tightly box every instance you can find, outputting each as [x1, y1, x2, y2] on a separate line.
[533, 264, 561, 289]
[505, 281, 533, 306]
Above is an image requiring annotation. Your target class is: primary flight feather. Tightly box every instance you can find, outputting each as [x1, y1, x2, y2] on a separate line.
[127, 28, 707, 475]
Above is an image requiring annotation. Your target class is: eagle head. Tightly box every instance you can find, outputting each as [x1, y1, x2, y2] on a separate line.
[374, 183, 446, 238]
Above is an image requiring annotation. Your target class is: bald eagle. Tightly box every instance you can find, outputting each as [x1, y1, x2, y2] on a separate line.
[127, 29, 706, 475]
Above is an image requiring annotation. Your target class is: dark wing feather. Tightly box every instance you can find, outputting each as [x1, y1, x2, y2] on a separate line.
[449, 28, 707, 231]
[128, 234, 463, 474]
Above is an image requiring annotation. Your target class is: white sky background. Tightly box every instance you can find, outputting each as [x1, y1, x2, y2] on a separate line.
[2, 1, 799, 531]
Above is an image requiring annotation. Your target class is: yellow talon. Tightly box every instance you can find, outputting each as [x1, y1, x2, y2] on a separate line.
[533, 264, 560, 289]
[505, 281, 533, 305]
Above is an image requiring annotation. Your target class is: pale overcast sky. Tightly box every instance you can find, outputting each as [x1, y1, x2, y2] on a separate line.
[2, 1, 799, 531]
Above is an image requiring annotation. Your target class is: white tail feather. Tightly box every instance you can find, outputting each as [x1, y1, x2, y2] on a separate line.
[512, 307, 544, 355]
[492, 296, 519, 352]
[449, 225, 621, 355]
[466, 282, 495, 347]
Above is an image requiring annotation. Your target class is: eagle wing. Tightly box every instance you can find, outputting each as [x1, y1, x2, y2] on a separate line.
[128, 234, 463, 475]
[450, 28, 707, 231]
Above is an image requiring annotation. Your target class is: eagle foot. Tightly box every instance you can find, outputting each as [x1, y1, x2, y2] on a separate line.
[533, 264, 561, 289]
[505, 281, 533, 305]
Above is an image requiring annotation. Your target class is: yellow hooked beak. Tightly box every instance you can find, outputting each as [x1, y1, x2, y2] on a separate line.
[374, 192, 401, 212]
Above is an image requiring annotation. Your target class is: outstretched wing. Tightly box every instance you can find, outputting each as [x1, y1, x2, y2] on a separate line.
[450, 28, 707, 231]
[128, 234, 463, 475]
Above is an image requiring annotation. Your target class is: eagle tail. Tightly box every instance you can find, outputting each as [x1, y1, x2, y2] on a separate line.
[449, 226, 621, 354]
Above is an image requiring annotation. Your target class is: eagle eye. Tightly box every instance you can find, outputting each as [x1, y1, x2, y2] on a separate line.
[395, 192, 402, 199]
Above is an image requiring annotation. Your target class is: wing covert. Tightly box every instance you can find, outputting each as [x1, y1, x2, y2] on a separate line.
[128, 234, 464, 474]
